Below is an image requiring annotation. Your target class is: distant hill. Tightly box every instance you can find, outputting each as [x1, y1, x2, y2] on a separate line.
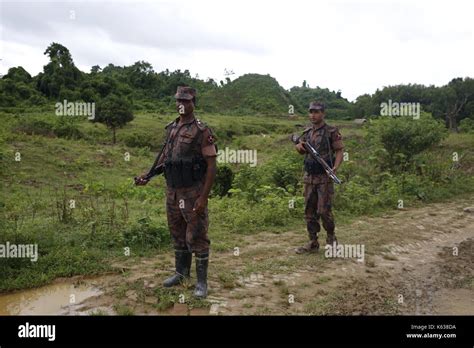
[288, 86, 352, 119]
[2, 43, 472, 129]
[200, 74, 304, 115]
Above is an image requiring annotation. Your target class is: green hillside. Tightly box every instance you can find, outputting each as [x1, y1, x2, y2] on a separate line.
[289, 86, 352, 119]
[200, 74, 304, 115]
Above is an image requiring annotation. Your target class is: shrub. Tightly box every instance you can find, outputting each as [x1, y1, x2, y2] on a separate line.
[265, 149, 302, 191]
[122, 131, 153, 148]
[123, 217, 170, 249]
[367, 113, 448, 171]
[213, 164, 234, 197]
[13, 118, 54, 136]
[53, 117, 83, 139]
[459, 118, 474, 133]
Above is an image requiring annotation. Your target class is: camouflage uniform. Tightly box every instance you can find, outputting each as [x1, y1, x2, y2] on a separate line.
[159, 86, 217, 298]
[162, 115, 217, 253]
[297, 103, 344, 252]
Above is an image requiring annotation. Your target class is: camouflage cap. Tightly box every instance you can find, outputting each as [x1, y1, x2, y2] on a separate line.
[308, 101, 325, 111]
[174, 86, 196, 100]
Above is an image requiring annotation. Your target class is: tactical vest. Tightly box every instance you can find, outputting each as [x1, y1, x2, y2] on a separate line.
[303, 124, 335, 175]
[163, 119, 209, 189]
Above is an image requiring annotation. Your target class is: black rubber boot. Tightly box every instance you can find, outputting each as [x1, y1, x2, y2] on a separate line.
[326, 233, 338, 246]
[194, 252, 209, 298]
[163, 248, 192, 287]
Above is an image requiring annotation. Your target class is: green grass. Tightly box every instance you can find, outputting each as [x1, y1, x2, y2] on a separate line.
[1, 110, 473, 292]
[217, 272, 238, 289]
[113, 304, 135, 316]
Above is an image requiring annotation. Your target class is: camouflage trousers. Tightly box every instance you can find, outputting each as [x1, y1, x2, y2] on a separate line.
[166, 184, 210, 253]
[304, 181, 336, 241]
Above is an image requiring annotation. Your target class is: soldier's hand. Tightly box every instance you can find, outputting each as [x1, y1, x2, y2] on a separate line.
[296, 142, 306, 154]
[134, 174, 149, 186]
[193, 195, 208, 215]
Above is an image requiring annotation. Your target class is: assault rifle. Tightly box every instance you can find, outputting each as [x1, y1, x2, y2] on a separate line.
[290, 134, 342, 185]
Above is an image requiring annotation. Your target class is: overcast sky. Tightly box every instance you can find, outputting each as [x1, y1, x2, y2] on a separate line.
[1, 0, 473, 101]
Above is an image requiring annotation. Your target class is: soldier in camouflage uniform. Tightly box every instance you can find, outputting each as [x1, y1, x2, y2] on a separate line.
[136, 86, 217, 298]
[295, 102, 344, 253]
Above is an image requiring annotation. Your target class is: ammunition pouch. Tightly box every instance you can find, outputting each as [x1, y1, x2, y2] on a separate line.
[164, 157, 207, 188]
[304, 156, 334, 175]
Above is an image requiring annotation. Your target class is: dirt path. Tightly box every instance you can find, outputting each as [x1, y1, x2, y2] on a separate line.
[50, 196, 474, 315]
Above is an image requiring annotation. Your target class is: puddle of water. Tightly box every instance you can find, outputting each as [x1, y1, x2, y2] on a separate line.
[0, 276, 211, 316]
[0, 281, 102, 315]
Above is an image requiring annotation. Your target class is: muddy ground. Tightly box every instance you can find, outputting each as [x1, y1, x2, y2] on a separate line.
[2, 197, 473, 316]
[70, 196, 474, 316]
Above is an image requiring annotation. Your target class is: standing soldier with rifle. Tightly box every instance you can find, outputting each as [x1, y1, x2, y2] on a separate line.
[293, 101, 344, 254]
[135, 86, 217, 298]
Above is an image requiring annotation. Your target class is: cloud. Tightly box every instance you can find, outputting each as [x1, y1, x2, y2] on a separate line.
[1, 1, 268, 52]
[1, 0, 473, 101]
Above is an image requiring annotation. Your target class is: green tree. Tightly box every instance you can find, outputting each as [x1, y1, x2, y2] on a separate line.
[37, 42, 82, 98]
[0, 67, 46, 107]
[3, 67, 32, 83]
[126, 61, 155, 89]
[432, 78, 474, 132]
[93, 95, 134, 144]
[90, 65, 101, 74]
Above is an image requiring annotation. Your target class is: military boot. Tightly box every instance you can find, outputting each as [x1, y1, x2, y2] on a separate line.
[326, 233, 338, 246]
[295, 239, 320, 254]
[194, 252, 209, 298]
[163, 248, 192, 287]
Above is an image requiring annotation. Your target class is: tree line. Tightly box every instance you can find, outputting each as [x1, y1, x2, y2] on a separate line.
[1, 42, 473, 132]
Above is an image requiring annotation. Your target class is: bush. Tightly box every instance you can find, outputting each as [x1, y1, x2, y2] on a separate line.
[13, 118, 54, 136]
[211, 190, 303, 234]
[459, 118, 474, 133]
[53, 117, 83, 139]
[232, 165, 263, 200]
[122, 131, 153, 148]
[230, 148, 303, 200]
[265, 149, 302, 191]
[28, 93, 48, 106]
[367, 113, 448, 171]
[335, 173, 376, 214]
[213, 164, 234, 197]
[123, 217, 170, 249]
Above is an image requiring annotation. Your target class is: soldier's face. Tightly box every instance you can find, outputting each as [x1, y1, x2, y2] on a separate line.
[176, 99, 194, 116]
[309, 109, 325, 123]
